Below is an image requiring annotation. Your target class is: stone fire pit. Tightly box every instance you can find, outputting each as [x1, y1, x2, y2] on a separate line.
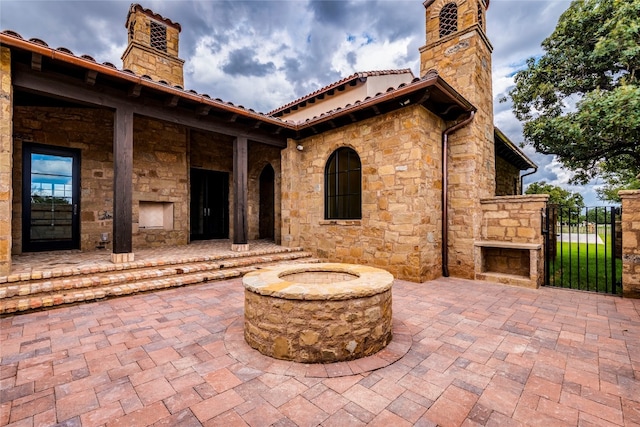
[242, 263, 394, 363]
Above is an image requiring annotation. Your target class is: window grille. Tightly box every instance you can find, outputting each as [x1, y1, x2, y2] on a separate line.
[128, 21, 135, 43]
[439, 3, 458, 38]
[150, 21, 167, 52]
[478, 2, 484, 29]
[325, 147, 362, 220]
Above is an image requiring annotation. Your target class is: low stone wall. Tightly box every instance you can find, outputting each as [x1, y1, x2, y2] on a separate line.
[243, 263, 393, 363]
[620, 190, 640, 298]
[476, 195, 548, 288]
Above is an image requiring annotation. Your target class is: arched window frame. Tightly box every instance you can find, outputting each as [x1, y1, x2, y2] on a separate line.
[324, 147, 362, 220]
[439, 3, 458, 38]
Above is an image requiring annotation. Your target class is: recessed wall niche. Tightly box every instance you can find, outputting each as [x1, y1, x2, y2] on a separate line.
[139, 201, 174, 230]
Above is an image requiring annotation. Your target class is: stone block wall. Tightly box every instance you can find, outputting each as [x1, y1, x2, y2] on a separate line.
[248, 142, 281, 242]
[0, 47, 11, 275]
[479, 195, 548, 243]
[420, 24, 496, 279]
[281, 105, 444, 282]
[620, 190, 640, 298]
[132, 117, 188, 248]
[122, 7, 184, 87]
[495, 155, 521, 196]
[476, 195, 548, 288]
[12, 107, 114, 253]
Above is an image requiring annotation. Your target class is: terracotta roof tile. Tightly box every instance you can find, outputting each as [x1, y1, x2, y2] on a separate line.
[0, 30, 291, 126]
[268, 69, 414, 116]
[127, 4, 182, 31]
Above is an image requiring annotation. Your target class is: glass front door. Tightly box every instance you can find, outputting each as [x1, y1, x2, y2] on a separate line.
[22, 144, 80, 251]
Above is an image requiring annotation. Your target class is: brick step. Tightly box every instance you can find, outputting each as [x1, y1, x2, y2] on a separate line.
[0, 252, 320, 315]
[0, 246, 307, 284]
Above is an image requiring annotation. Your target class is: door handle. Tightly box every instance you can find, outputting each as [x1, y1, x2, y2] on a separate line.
[73, 204, 78, 215]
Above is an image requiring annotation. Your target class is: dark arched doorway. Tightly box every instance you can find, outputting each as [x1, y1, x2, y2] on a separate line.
[259, 164, 275, 239]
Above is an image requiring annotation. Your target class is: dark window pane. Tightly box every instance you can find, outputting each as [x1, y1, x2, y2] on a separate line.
[324, 147, 362, 219]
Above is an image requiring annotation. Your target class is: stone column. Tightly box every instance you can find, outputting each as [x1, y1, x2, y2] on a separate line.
[0, 47, 12, 275]
[279, 139, 299, 248]
[620, 190, 640, 298]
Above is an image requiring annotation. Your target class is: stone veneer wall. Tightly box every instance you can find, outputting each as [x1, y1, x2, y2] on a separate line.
[620, 190, 640, 298]
[122, 8, 184, 87]
[420, 13, 496, 279]
[476, 195, 548, 288]
[132, 117, 188, 248]
[248, 142, 281, 242]
[479, 195, 548, 243]
[281, 105, 444, 282]
[12, 107, 114, 253]
[495, 155, 521, 196]
[0, 47, 11, 275]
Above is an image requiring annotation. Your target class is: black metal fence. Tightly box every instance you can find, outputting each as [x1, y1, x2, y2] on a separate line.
[543, 205, 622, 294]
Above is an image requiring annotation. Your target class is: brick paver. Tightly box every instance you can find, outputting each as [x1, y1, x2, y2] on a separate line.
[1, 274, 640, 426]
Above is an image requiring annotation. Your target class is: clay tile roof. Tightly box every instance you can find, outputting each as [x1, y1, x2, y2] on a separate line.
[268, 69, 414, 116]
[2, 30, 22, 39]
[0, 30, 294, 128]
[127, 4, 182, 31]
[30, 38, 49, 47]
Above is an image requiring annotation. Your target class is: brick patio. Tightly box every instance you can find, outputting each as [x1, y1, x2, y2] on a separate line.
[1, 275, 639, 426]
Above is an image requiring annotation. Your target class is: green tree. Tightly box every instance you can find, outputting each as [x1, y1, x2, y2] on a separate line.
[506, 0, 640, 190]
[525, 181, 585, 209]
[596, 169, 640, 203]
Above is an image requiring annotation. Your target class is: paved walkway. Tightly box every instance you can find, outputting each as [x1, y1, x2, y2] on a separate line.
[558, 234, 605, 245]
[1, 277, 639, 426]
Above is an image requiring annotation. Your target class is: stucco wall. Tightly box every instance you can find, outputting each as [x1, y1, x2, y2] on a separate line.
[281, 104, 444, 282]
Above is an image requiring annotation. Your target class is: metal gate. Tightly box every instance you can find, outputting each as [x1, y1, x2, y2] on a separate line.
[543, 205, 622, 294]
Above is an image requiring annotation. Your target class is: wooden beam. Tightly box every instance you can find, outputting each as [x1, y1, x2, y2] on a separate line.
[164, 95, 179, 107]
[233, 137, 248, 246]
[128, 84, 142, 98]
[195, 105, 211, 116]
[12, 69, 288, 147]
[85, 70, 98, 86]
[31, 53, 42, 71]
[113, 106, 134, 254]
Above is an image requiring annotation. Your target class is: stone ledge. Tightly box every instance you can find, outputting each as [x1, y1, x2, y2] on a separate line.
[318, 220, 362, 226]
[474, 241, 542, 250]
[243, 263, 393, 300]
[480, 194, 550, 204]
[476, 272, 536, 289]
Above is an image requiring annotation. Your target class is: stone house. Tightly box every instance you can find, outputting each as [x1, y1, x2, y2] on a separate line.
[0, 0, 536, 282]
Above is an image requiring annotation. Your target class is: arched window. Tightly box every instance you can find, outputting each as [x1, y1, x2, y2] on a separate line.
[439, 3, 458, 38]
[325, 147, 361, 219]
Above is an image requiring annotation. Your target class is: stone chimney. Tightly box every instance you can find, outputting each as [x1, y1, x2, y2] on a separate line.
[121, 3, 184, 87]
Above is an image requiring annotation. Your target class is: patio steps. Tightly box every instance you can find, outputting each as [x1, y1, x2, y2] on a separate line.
[0, 247, 319, 315]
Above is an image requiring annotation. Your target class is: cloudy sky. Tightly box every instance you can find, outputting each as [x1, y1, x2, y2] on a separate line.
[0, 0, 608, 205]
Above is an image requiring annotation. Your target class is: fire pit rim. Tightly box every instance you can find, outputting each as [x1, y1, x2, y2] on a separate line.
[242, 262, 393, 301]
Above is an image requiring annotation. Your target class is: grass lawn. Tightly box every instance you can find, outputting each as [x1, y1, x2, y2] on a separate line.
[548, 242, 622, 294]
